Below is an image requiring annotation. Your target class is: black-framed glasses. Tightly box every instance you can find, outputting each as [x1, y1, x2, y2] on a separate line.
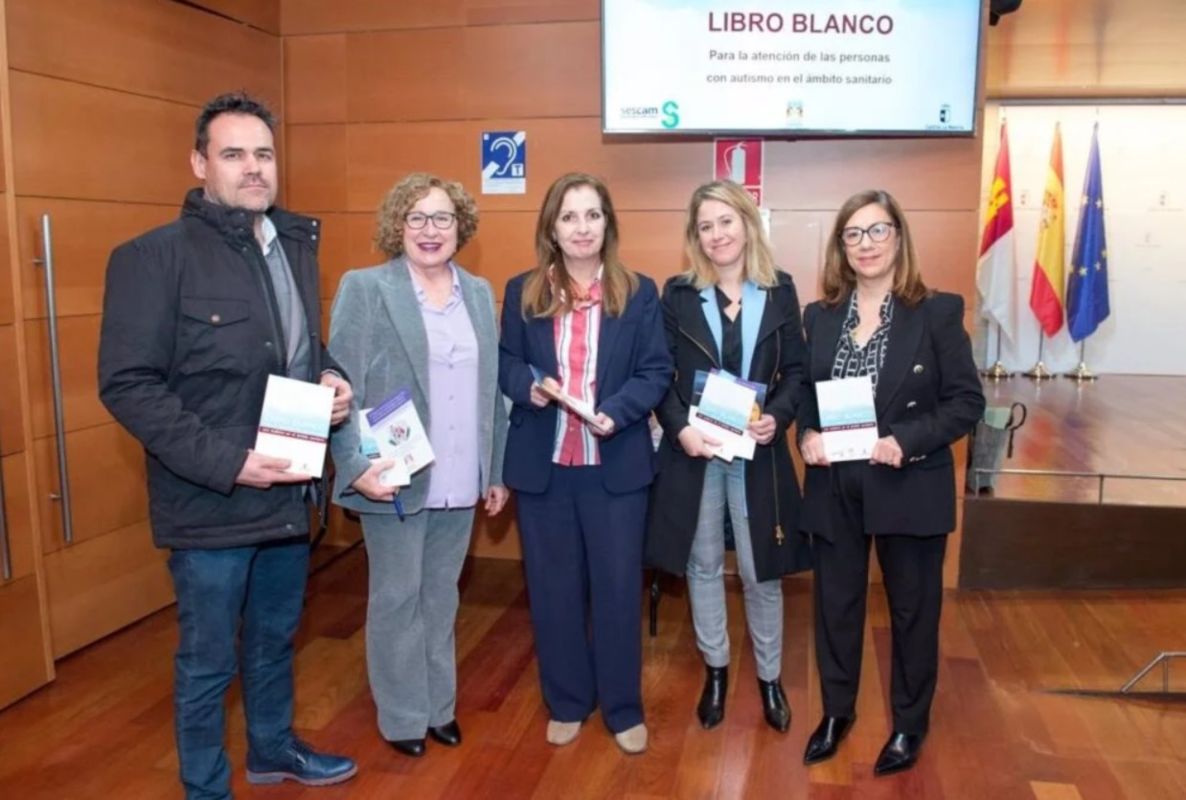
[405, 211, 457, 230]
[840, 221, 897, 247]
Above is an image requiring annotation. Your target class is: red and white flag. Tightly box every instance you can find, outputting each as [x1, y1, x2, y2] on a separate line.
[976, 121, 1018, 344]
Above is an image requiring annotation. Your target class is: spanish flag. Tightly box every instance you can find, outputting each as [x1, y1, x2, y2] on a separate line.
[976, 121, 1018, 344]
[1029, 123, 1066, 337]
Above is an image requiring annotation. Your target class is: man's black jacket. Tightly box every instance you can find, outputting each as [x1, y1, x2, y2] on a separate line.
[98, 188, 342, 550]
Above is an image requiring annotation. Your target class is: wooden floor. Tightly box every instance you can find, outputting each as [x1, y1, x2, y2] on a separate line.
[2, 548, 1186, 799]
[981, 375, 1186, 506]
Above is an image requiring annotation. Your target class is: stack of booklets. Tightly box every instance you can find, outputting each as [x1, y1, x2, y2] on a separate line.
[688, 369, 766, 461]
[358, 389, 435, 487]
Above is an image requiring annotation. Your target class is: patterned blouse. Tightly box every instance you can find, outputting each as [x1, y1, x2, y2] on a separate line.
[552, 271, 603, 466]
[831, 292, 894, 394]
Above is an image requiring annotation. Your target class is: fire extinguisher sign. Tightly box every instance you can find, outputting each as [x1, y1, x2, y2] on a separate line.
[713, 139, 764, 207]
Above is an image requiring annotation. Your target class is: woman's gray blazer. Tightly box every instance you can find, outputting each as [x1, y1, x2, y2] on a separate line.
[327, 257, 508, 515]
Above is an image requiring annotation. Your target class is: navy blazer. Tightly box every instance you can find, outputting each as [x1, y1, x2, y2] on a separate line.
[797, 291, 985, 539]
[499, 271, 674, 495]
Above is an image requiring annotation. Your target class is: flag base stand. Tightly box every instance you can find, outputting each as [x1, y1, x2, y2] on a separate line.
[981, 361, 1014, 381]
[1065, 362, 1098, 382]
[1024, 361, 1057, 380]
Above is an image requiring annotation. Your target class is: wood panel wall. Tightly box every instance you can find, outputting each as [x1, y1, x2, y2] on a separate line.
[0, 0, 54, 710]
[3, 0, 281, 658]
[280, 0, 985, 582]
[986, 0, 1186, 97]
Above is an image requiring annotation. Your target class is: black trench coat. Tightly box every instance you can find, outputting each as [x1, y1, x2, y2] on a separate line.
[645, 273, 812, 582]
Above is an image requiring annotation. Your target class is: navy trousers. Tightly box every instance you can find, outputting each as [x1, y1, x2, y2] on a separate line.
[515, 465, 647, 733]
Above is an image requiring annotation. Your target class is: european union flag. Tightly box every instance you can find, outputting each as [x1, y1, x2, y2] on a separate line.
[1066, 123, 1110, 342]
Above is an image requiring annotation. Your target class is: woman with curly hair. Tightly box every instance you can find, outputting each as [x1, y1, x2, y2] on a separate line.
[328, 173, 509, 759]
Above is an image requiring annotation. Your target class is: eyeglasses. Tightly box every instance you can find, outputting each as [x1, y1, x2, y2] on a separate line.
[840, 221, 897, 247]
[405, 212, 457, 230]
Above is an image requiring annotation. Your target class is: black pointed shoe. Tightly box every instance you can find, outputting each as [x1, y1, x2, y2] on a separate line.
[387, 738, 426, 757]
[757, 678, 790, 733]
[802, 715, 854, 764]
[696, 665, 728, 729]
[873, 732, 924, 776]
[428, 720, 462, 747]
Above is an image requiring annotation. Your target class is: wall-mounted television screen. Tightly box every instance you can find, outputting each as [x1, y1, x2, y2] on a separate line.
[602, 0, 984, 137]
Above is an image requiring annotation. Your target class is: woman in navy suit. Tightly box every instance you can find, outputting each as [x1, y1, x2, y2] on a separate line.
[499, 172, 673, 755]
[797, 189, 984, 776]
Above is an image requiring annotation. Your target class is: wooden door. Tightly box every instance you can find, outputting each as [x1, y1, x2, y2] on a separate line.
[4, 0, 281, 657]
[0, 1, 53, 707]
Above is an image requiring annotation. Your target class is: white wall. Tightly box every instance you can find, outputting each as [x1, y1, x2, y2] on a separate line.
[976, 103, 1186, 375]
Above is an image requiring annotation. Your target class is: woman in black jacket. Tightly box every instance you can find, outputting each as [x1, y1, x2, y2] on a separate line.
[647, 180, 811, 733]
[797, 189, 985, 776]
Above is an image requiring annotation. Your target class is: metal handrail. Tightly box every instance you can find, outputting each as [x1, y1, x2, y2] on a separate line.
[34, 214, 74, 544]
[973, 467, 1186, 505]
[1121, 651, 1186, 694]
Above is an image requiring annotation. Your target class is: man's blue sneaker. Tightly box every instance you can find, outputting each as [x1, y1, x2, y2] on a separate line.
[246, 739, 357, 787]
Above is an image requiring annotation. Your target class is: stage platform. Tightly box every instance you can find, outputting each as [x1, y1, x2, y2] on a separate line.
[976, 375, 1186, 506]
[961, 375, 1186, 589]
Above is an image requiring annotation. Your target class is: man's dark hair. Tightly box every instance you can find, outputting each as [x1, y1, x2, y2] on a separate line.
[194, 92, 276, 155]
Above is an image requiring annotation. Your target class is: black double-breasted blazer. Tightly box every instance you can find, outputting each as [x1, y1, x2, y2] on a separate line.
[646, 273, 813, 582]
[797, 291, 985, 540]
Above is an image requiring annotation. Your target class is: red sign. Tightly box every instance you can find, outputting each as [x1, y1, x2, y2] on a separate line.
[713, 138, 764, 206]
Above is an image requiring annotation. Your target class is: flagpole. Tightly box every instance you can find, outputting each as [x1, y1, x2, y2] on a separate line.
[1065, 339, 1097, 382]
[982, 322, 1013, 380]
[1024, 334, 1056, 380]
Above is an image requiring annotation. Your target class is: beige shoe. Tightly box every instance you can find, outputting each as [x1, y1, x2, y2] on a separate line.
[546, 719, 581, 746]
[613, 723, 648, 755]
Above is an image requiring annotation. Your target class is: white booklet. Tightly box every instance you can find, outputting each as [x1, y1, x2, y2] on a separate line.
[254, 374, 334, 478]
[816, 376, 879, 462]
[530, 365, 600, 426]
[360, 389, 434, 487]
[689, 370, 759, 461]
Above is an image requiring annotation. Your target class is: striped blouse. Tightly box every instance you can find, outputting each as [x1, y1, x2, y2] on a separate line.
[552, 271, 603, 466]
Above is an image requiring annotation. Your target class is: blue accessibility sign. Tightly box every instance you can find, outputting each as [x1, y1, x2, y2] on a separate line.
[480, 131, 526, 195]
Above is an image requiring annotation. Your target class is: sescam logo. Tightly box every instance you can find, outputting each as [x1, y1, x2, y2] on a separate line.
[619, 100, 681, 128]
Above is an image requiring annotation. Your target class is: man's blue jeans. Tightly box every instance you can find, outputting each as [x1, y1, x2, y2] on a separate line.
[167, 538, 309, 800]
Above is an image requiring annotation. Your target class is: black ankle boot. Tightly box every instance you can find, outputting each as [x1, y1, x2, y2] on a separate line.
[697, 665, 728, 729]
[874, 731, 925, 776]
[757, 678, 790, 733]
[803, 715, 854, 764]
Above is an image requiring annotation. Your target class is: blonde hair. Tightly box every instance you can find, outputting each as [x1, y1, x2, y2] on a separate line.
[520, 172, 638, 318]
[821, 189, 927, 307]
[682, 181, 779, 290]
[373, 172, 479, 259]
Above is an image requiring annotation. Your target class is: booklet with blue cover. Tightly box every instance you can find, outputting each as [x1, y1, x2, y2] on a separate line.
[816, 376, 878, 462]
[254, 374, 335, 478]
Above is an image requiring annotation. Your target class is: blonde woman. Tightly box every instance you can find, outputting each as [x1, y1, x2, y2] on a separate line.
[646, 180, 811, 733]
